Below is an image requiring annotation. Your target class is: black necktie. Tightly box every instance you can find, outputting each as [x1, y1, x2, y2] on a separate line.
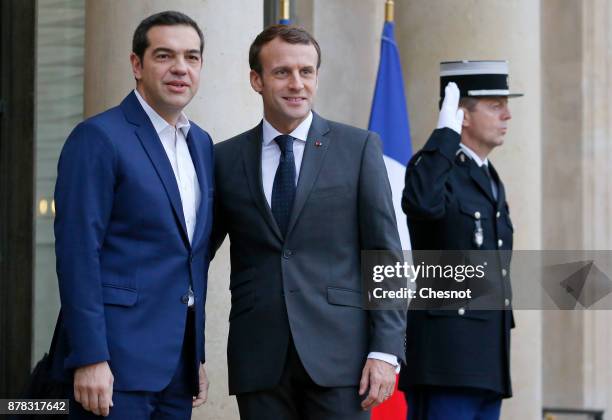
[481, 164, 498, 201]
[271, 135, 296, 236]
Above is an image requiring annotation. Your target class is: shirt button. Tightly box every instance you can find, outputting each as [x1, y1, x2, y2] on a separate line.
[504, 298, 510, 307]
[496, 211, 501, 218]
[502, 268, 507, 277]
[458, 307, 465, 316]
[498, 239, 503, 247]
[474, 211, 481, 220]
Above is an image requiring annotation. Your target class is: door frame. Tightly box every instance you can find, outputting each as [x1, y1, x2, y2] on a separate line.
[0, 0, 36, 397]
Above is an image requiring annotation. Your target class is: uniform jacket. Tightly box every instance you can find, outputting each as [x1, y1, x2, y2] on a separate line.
[399, 127, 514, 398]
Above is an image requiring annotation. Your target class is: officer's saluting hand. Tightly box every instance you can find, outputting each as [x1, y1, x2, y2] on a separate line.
[436, 82, 464, 135]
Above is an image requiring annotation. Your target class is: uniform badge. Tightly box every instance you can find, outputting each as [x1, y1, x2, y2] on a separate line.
[456, 150, 466, 163]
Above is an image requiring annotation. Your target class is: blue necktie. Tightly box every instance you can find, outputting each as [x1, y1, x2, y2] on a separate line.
[271, 135, 296, 236]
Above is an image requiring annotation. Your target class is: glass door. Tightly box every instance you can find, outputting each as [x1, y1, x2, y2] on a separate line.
[32, 0, 85, 363]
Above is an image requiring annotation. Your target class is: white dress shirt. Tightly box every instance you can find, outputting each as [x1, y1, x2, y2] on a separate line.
[261, 113, 310, 206]
[460, 142, 488, 168]
[261, 112, 399, 370]
[134, 89, 200, 244]
[460, 142, 498, 199]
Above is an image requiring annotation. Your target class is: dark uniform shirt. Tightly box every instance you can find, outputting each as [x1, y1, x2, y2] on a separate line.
[398, 127, 514, 398]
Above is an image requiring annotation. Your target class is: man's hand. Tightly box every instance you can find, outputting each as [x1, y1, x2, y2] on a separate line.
[192, 363, 209, 408]
[74, 361, 114, 417]
[436, 82, 464, 135]
[358, 358, 397, 411]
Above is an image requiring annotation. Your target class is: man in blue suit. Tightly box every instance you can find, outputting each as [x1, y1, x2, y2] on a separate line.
[52, 11, 213, 419]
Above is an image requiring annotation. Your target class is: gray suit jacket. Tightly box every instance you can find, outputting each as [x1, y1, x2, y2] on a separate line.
[211, 112, 406, 395]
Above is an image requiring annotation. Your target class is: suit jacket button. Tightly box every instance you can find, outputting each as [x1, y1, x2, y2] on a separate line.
[474, 211, 481, 220]
[504, 298, 510, 307]
[181, 294, 190, 304]
[458, 307, 465, 316]
[498, 239, 503, 247]
[496, 211, 501, 218]
[502, 268, 508, 277]
[283, 249, 293, 259]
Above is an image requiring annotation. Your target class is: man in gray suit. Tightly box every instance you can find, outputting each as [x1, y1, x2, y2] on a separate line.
[210, 25, 406, 419]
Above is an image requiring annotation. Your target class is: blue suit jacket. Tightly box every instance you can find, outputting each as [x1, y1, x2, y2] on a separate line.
[52, 91, 214, 392]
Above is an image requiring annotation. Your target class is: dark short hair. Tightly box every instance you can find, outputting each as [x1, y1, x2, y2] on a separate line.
[249, 25, 321, 74]
[459, 97, 479, 111]
[132, 11, 204, 62]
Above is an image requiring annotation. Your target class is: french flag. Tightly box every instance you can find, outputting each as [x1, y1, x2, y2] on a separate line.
[368, 21, 412, 253]
[368, 19, 411, 420]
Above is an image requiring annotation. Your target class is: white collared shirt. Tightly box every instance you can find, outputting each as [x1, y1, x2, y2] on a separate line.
[134, 89, 200, 244]
[261, 113, 311, 207]
[460, 142, 498, 200]
[260, 112, 399, 371]
[460, 142, 489, 168]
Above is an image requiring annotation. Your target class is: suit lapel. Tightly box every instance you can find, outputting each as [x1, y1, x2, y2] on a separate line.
[241, 124, 283, 241]
[121, 92, 190, 247]
[187, 129, 209, 249]
[488, 162, 505, 208]
[285, 113, 331, 236]
[468, 160, 497, 205]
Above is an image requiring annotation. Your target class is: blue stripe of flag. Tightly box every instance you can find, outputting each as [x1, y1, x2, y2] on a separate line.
[368, 21, 412, 165]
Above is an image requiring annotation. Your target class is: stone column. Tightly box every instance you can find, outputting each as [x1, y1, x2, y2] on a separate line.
[395, 1, 543, 418]
[540, 0, 585, 411]
[84, 2, 262, 419]
[581, 0, 612, 250]
[543, 0, 612, 415]
[581, 0, 612, 416]
[310, 0, 384, 128]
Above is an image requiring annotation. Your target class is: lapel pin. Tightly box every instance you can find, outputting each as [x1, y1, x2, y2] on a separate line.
[315, 140, 322, 147]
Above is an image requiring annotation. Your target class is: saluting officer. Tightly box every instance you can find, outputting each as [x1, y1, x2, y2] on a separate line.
[398, 60, 522, 420]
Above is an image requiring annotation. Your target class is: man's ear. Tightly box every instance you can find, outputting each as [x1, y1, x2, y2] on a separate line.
[199, 55, 204, 72]
[130, 52, 143, 82]
[461, 107, 470, 128]
[250, 69, 263, 95]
